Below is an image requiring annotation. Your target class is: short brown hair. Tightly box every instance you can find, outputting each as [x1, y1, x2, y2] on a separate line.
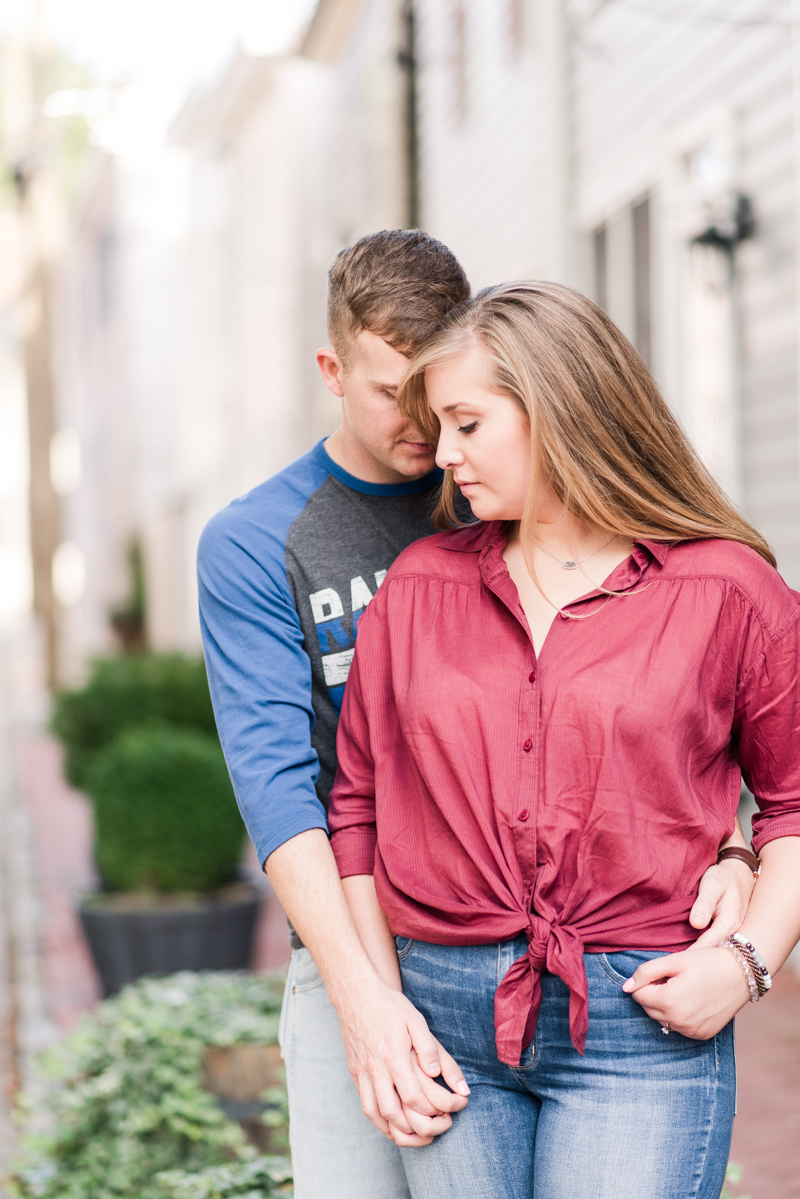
[327, 229, 470, 362]
[398, 281, 775, 567]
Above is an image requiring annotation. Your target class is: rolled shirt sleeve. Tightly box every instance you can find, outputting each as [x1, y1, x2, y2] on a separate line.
[736, 606, 800, 853]
[198, 506, 328, 868]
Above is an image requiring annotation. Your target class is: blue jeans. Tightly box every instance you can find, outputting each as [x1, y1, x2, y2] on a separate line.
[397, 937, 735, 1199]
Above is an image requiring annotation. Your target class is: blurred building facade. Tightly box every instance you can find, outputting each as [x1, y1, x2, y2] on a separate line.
[16, 0, 800, 678]
[143, 52, 340, 651]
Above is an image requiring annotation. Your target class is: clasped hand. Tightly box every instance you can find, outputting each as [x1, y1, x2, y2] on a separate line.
[336, 975, 470, 1147]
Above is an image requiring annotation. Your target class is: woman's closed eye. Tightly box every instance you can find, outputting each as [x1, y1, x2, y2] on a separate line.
[458, 421, 478, 435]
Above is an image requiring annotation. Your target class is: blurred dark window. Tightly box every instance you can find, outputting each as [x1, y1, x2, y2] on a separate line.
[593, 197, 651, 365]
[593, 224, 607, 312]
[633, 196, 651, 365]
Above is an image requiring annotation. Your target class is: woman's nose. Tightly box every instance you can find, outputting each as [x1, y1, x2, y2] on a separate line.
[435, 431, 464, 472]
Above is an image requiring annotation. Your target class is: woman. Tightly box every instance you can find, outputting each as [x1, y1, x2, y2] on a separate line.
[328, 282, 800, 1199]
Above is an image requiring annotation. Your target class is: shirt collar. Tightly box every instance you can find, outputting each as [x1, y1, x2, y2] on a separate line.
[636, 539, 670, 565]
[439, 521, 502, 552]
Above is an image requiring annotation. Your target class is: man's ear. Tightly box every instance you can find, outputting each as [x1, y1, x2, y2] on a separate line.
[316, 347, 345, 398]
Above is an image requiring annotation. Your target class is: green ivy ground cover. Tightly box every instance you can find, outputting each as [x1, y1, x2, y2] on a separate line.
[156, 1157, 293, 1198]
[10, 972, 291, 1199]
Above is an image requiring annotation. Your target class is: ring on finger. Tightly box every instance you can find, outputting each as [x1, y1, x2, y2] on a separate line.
[661, 1022, 670, 1035]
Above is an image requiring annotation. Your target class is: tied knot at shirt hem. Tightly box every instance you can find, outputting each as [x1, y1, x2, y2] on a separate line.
[494, 917, 588, 1066]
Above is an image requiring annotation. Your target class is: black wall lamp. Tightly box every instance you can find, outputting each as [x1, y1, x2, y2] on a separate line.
[693, 192, 755, 249]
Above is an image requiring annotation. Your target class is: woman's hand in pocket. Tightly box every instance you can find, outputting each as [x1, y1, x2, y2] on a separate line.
[621, 947, 752, 1039]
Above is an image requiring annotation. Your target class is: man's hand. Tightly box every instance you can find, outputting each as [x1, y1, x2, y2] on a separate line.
[622, 947, 751, 1038]
[265, 833, 467, 1146]
[689, 857, 755, 949]
[335, 972, 469, 1146]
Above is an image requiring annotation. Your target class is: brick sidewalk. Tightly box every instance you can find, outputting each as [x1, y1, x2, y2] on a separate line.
[18, 732, 800, 1195]
[729, 969, 800, 1199]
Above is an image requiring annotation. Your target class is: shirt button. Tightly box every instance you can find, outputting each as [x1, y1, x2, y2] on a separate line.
[519, 810, 529, 821]
[528, 671, 535, 683]
[523, 739, 532, 752]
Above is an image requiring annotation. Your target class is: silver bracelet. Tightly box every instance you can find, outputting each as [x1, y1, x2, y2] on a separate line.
[721, 941, 760, 1002]
[730, 933, 772, 995]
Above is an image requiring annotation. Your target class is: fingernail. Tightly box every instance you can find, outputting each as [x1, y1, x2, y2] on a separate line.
[455, 1081, 471, 1097]
[622, 978, 634, 992]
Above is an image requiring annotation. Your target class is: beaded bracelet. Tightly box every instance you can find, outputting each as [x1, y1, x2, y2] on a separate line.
[722, 941, 759, 1003]
[730, 933, 773, 995]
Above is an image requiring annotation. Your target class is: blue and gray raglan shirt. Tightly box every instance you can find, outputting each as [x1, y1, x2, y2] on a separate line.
[197, 438, 441, 872]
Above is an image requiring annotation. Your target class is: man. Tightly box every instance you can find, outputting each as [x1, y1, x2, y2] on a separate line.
[198, 229, 755, 1198]
[199, 231, 471, 1199]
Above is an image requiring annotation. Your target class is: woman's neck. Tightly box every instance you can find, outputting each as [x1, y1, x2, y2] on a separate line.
[507, 506, 610, 559]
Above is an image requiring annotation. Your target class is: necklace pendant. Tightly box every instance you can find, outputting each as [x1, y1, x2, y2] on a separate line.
[562, 560, 578, 570]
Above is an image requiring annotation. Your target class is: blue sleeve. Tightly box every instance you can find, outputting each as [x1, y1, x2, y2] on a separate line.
[197, 500, 328, 867]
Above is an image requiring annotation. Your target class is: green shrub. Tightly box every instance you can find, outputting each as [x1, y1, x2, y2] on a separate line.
[156, 1157, 292, 1198]
[10, 972, 289, 1199]
[88, 726, 244, 893]
[51, 654, 217, 790]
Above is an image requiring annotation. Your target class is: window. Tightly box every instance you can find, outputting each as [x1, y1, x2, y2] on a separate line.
[593, 225, 607, 313]
[632, 197, 651, 365]
[592, 194, 652, 365]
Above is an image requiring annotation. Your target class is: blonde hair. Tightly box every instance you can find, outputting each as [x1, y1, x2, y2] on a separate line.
[397, 281, 775, 568]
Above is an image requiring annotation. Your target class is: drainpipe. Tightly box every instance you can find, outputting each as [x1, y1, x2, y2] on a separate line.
[693, 193, 755, 510]
[398, 1, 420, 230]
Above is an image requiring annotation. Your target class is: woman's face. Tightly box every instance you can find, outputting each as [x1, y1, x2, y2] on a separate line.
[426, 344, 532, 523]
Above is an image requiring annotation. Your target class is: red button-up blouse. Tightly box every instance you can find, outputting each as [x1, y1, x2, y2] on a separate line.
[328, 522, 800, 1066]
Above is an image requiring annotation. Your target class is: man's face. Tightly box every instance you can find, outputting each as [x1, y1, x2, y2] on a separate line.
[321, 330, 436, 480]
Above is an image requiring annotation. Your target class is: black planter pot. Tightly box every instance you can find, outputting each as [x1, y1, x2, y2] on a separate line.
[78, 885, 261, 997]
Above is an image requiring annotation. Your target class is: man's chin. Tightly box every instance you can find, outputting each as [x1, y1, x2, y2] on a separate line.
[393, 449, 437, 478]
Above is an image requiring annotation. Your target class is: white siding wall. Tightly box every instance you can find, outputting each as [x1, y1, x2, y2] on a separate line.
[416, 0, 542, 289]
[144, 55, 341, 651]
[54, 153, 137, 682]
[323, 0, 411, 240]
[573, 0, 799, 582]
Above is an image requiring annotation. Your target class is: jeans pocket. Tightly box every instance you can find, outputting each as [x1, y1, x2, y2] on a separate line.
[395, 936, 417, 962]
[290, 947, 326, 993]
[597, 949, 669, 987]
